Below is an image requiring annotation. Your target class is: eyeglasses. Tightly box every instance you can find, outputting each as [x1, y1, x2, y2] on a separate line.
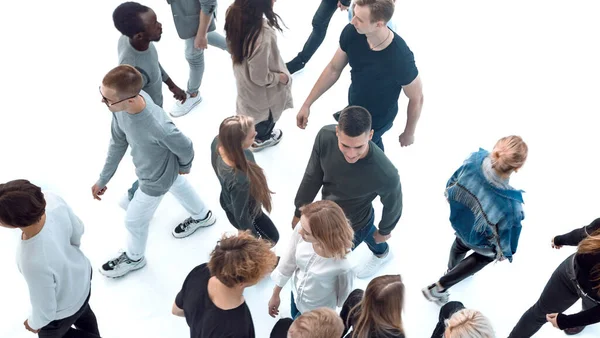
[99, 86, 139, 107]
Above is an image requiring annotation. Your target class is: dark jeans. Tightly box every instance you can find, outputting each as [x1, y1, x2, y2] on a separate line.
[508, 254, 598, 337]
[269, 318, 293, 338]
[38, 291, 100, 338]
[340, 289, 364, 337]
[221, 198, 280, 244]
[255, 111, 276, 142]
[290, 0, 338, 65]
[351, 208, 389, 256]
[430, 301, 466, 338]
[127, 180, 139, 200]
[290, 292, 301, 319]
[438, 237, 494, 290]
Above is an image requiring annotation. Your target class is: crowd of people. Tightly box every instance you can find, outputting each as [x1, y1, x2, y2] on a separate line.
[1, 0, 599, 337]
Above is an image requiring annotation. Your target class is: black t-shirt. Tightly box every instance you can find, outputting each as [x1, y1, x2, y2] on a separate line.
[339, 24, 418, 131]
[175, 264, 255, 338]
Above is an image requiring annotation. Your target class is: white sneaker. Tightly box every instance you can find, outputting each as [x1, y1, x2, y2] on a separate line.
[422, 284, 450, 305]
[251, 129, 283, 152]
[356, 249, 392, 279]
[99, 252, 146, 278]
[170, 93, 203, 118]
[172, 211, 216, 238]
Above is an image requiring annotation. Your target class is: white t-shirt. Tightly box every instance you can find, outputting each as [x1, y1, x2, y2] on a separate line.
[271, 226, 354, 314]
[16, 192, 92, 330]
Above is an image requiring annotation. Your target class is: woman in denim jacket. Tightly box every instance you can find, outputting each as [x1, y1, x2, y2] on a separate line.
[422, 136, 528, 305]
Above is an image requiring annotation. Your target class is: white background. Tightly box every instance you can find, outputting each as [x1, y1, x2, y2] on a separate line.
[1, 0, 600, 337]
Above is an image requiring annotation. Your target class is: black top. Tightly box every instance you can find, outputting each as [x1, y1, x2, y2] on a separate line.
[341, 290, 405, 338]
[553, 218, 600, 329]
[339, 24, 418, 131]
[175, 264, 255, 338]
[210, 137, 261, 234]
[294, 125, 402, 235]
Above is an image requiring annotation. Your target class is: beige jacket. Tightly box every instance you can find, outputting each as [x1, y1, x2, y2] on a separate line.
[233, 20, 293, 123]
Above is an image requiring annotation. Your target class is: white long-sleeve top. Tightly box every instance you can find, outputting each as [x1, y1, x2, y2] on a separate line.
[16, 192, 92, 330]
[271, 226, 354, 313]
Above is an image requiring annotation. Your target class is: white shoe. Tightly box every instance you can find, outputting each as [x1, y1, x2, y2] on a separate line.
[422, 284, 450, 305]
[170, 93, 202, 117]
[99, 252, 146, 278]
[356, 249, 392, 279]
[172, 211, 216, 238]
[251, 129, 283, 152]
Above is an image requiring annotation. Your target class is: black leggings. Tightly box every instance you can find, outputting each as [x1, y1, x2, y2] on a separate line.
[224, 209, 279, 244]
[438, 237, 495, 290]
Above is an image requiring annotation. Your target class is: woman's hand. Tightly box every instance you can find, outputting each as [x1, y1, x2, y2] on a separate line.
[268, 294, 281, 317]
[279, 73, 289, 85]
[546, 313, 560, 328]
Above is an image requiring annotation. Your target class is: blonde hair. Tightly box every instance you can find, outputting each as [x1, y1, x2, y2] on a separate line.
[288, 308, 344, 338]
[299, 200, 354, 259]
[349, 275, 404, 338]
[490, 136, 528, 174]
[444, 309, 495, 338]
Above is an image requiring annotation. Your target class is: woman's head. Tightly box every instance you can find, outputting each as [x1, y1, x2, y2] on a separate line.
[218, 116, 272, 213]
[444, 309, 495, 338]
[298, 201, 354, 259]
[349, 275, 405, 338]
[490, 136, 528, 175]
[577, 229, 600, 295]
[224, 0, 283, 64]
[208, 230, 277, 288]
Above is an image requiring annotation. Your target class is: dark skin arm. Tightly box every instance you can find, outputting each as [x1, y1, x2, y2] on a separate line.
[164, 78, 186, 103]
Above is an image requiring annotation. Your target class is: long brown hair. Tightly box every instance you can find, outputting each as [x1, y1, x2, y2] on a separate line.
[218, 116, 273, 214]
[224, 0, 284, 64]
[299, 201, 354, 259]
[348, 275, 404, 338]
[577, 228, 600, 295]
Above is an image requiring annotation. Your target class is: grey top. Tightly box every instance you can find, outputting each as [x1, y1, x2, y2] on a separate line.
[294, 125, 403, 235]
[210, 137, 259, 233]
[482, 157, 511, 189]
[97, 91, 194, 197]
[17, 192, 92, 330]
[167, 0, 217, 40]
[118, 35, 169, 107]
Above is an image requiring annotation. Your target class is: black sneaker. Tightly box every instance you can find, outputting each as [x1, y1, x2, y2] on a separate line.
[564, 326, 585, 335]
[99, 252, 146, 278]
[172, 211, 216, 238]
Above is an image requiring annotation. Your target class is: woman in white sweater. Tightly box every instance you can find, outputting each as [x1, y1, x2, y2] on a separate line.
[268, 200, 355, 319]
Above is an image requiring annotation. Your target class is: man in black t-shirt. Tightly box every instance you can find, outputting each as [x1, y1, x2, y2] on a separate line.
[296, 0, 424, 151]
[172, 231, 278, 338]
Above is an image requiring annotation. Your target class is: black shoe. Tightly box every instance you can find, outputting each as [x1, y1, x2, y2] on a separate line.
[564, 326, 585, 335]
[286, 59, 305, 74]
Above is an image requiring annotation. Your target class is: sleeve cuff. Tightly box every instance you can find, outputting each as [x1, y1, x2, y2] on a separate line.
[270, 268, 291, 288]
[96, 178, 108, 189]
[294, 208, 302, 218]
[556, 313, 567, 330]
[553, 235, 565, 246]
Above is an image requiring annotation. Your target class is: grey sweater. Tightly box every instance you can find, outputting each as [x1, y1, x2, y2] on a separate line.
[118, 35, 169, 107]
[210, 137, 259, 232]
[97, 91, 194, 197]
[294, 125, 403, 235]
[167, 0, 217, 40]
[17, 192, 92, 330]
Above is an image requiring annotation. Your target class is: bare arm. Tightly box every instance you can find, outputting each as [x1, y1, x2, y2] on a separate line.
[171, 302, 185, 317]
[399, 75, 424, 146]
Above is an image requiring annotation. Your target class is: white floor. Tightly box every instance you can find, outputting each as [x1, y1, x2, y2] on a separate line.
[1, 0, 600, 337]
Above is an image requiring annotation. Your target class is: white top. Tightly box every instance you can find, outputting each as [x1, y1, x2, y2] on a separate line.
[16, 192, 92, 330]
[271, 226, 354, 313]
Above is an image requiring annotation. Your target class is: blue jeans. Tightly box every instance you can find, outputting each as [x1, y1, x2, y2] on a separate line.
[290, 292, 301, 319]
[351, 208, 389, 256]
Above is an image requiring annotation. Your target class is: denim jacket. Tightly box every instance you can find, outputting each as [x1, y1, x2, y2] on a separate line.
[445, 149, 525, 262]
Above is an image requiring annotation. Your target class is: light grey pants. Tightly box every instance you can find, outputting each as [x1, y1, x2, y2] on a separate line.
[125, 175, 208, 260]
[184, 31, 228, 95]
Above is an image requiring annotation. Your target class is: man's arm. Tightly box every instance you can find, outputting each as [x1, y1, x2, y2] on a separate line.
[23, 265, 57, 330]
[399, 75, 424, 146]
[297, 47, 349, 129]
[159, 125, 194, 174]
[171, 302, 185, 317]
[96, 117, 128, 188]
[195, 0, 218, 49]
[377, 174, 403, 236]
[293, 132, 325, 218]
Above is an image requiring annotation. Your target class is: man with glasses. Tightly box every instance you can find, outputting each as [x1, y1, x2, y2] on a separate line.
[92, 65, 216, 278]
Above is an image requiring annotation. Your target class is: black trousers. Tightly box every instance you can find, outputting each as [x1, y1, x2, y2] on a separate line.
[255, 111, 276, 142]
[438, 237, 495, 290]
[38, 291, 100, 338]
[223, 207, 279, 244]
[430, 301, 466, 337]
[290, 0, 338, 65]
[340, 289, 365, 337]
[508, 254, 598, 337]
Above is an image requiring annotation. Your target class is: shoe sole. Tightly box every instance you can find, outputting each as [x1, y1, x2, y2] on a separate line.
[99, 258, 147, 278]
[172, 216, 217, 239]
[250, 131, 283, 152]
[169, 97, 203, 118]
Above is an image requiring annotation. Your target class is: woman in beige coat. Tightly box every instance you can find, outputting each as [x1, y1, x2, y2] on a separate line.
[225, 0, 293, 151]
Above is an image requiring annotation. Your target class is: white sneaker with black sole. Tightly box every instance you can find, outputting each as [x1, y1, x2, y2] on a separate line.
[99, 252, 146, 278]
[170, 93, 203, 118]
[251, 129, 283, 152]
[172, 210, 216, 238]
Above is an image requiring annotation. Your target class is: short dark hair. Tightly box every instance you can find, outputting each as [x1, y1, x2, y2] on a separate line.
[338, 106, 372, 137]
[113, 2, 150, 38]
[0, 180, 46, 227]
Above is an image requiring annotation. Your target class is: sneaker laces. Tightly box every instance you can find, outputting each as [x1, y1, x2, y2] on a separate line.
[179, 217, 195, 231]
[108, 252, 130, 268]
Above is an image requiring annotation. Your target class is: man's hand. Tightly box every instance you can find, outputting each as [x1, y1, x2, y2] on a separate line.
[399, 132, 415, 147]
[291, 216, 300, 229]
[170, 86, 187, 103]
[91, 184, 107, 201]
[373, 230, 391, 244]
[24, 320, 39, 334]
[194, 34, 208, 50]
[546, 313, 560, 328]
[296, 105, 311, 129]
[337, 1, 349, 10]
[551, 238, 562, 249]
